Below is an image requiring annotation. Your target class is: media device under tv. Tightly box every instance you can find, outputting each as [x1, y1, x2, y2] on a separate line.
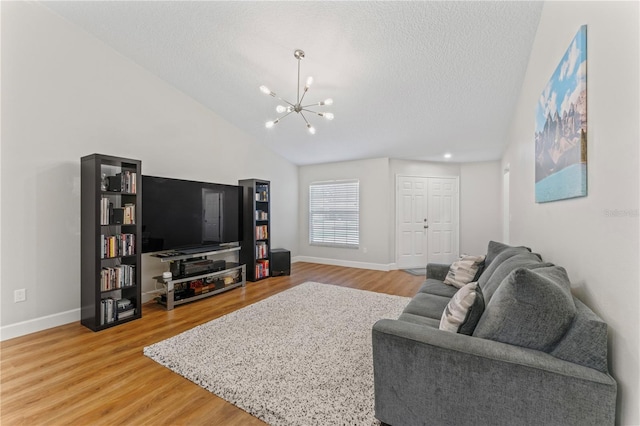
[141, 175, 242, 253]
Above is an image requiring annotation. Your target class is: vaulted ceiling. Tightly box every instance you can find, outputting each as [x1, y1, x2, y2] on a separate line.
[43, 1, 543, 165]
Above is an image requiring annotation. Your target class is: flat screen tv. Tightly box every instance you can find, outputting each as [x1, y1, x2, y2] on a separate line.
[141, 175, 242, 253]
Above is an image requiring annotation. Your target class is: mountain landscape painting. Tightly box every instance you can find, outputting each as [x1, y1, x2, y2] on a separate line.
[535, 25, 587, 203]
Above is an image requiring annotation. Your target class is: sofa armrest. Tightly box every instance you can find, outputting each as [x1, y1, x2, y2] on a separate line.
[426, 263, 450, 281]
[372, 319, 616, 426]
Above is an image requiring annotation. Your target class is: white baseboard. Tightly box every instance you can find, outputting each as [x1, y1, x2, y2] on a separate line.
[0, 308, 80, 341]
[292, 256, 394, 272]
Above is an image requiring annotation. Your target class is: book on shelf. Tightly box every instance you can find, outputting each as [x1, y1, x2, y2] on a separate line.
[100, 298, 117, 325]
[256, 242, 268, 259]
[101, 265, 136, 291]
[101, 233, 135, 258]
[255, 210, 268, 221]
[255, 225, 268, 240]
[255, 186, 269, 202]
[100, 200, 135, 225]
[256, 259, 270, 279]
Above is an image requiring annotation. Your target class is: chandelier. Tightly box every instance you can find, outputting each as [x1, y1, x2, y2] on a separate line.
[260, 49, 334, 135]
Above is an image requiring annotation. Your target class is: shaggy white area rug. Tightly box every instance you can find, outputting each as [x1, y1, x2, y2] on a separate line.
[144, 282, 409, 425]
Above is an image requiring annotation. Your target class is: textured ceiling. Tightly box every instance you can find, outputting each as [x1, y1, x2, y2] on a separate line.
[43, 1, 543, 165]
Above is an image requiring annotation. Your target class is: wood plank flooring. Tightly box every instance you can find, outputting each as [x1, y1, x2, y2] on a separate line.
[0, 262, 424, 425]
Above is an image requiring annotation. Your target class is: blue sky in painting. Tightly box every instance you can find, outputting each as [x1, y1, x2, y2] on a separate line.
[536, 26, 587, 132]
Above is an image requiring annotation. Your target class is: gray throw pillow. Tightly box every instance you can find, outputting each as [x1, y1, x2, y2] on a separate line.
[439, 282, 485, 335]
[473, 266, 576, 352]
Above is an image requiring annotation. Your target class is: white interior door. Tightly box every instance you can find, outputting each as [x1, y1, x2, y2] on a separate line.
[397, 176, 429, 269]
[396, 175, 459, 268]
[427, 178, 458, 264]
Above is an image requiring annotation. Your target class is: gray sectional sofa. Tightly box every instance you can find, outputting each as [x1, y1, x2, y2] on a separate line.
[372, 241, 617, 426]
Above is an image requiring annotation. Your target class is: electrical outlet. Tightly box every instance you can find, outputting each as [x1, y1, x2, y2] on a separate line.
[14, 289, 26, 303]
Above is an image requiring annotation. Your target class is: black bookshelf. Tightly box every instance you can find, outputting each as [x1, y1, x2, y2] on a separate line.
[239, 179, 270, 281]
[81, 154, 142, 331]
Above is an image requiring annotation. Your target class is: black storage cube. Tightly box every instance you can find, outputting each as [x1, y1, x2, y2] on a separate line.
[270, 248, 291, 276]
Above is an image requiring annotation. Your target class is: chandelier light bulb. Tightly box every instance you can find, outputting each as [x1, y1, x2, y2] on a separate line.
[324, 113, 334, 121]
[307, 124, 316, 135]
[265, 120, 275, 128]
[260, 85, 271, 95]
[323, 98, 333, 106]
[276, 105, 287, 113]
[306, 76, 314, 86]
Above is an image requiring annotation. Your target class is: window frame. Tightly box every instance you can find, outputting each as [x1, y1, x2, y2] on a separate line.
[308, 179, 360, 249]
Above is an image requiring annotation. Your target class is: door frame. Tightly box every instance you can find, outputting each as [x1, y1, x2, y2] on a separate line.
[395, 174, 460, 268]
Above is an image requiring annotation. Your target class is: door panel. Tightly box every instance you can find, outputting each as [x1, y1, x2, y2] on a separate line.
[396, 176, 429, 268]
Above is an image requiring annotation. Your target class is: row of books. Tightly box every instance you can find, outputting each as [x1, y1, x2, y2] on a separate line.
[101, 264, 135, 291]
[256, 259, 269, 279]
[100, 198, 135, 225]
[255, 187, 269, 202]
[256, 241, 268, 259]
[256, 225, 268, 240]
[255, 210, 268, 221]
[100, 298, 136, 325]
[101, 233, 135, 259]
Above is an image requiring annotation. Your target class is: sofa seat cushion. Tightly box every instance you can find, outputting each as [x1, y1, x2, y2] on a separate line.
[418, 278, 458, 298]
[440, 282, 485, 335]
[473, 266, 576, 352]
[551, 299, 609, 373]
[402, 293, 451, 320]
[398, 312, 441, 328]
[443, 255, 485, 288]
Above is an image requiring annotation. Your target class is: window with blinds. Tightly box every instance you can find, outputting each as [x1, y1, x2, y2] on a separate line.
[309, 180, 359, 248]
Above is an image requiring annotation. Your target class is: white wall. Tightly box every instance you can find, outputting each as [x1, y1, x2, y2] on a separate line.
[297, 158, 392, 270]
[502, 2, 639, 423]
[0, 2, 298, 339]
[459, 161, 502, 254]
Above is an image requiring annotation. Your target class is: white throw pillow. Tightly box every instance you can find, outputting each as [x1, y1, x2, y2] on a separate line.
[443, 254, 485, 288]
[439, 282, 485, 335]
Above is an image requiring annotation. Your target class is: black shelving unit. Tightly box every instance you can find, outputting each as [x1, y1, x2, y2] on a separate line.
[81, 154, 142, 331]
[239, 179, 270, 281]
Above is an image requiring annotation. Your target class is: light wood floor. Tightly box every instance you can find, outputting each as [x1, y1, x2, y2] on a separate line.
[0, 262, 424, 425]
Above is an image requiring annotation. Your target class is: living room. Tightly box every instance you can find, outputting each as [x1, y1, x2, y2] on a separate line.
[1, 1, 638, 425]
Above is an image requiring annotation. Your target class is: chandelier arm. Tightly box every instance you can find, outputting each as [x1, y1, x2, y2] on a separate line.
[301, 107, 321, 114]
[299, 111, 312, 126]
[278, 97, 296, 108]
[299, 87, 309, 105]
[268, 111, 294, 125]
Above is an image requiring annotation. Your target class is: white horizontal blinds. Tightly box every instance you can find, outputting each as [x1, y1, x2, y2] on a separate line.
[309, 180, 359, 248]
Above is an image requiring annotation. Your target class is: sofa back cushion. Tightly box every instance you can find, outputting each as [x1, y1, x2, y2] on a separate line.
[551, 298, 609, 373]
[484, 241, 531, 268]
[477, 248, 539, 298]
[473, 266, 576, 352]
[480, 252, 545, 302]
